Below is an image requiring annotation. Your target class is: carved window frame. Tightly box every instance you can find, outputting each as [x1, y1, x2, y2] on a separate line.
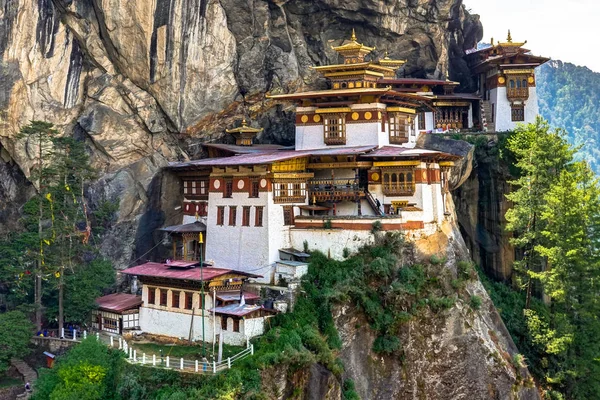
[381, 168, 416, 196]
[323, 113, 346, 145]
[389, 112, 410, 144]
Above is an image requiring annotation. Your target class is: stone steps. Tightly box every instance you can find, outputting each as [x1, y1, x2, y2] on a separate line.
[481, 101, 495, 132]
[11, 359, 37, 399]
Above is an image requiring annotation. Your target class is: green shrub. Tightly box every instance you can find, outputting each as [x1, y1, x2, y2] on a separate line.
[427, 296, 455, 313]
[371, 220, 382, 234]
[343, 247, 350, 258]
[457, 261, 475, 280]
[469, 295, 482, 310]
[373, 335, 401, 354]
[323, 219, 332, 229]
[343, 379, 361, 400]
[429, 254, 445, 265]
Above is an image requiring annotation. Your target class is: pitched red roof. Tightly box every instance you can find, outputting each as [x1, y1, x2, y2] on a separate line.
[96, 293, 142, 313]
[121, 262, 261, 281]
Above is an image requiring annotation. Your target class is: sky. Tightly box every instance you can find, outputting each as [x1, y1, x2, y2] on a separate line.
[468, 0, 600, 72]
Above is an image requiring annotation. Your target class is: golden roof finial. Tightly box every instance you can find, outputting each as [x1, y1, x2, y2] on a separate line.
[383, 50, 389, 59]
[507, 30, 512, 43]
[241, 117, 248, 127]
[351, 28, 357, 42]
[491, 37, 494, 46]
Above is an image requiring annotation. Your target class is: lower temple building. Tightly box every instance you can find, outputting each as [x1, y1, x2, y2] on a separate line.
[121, 260, 273, 345]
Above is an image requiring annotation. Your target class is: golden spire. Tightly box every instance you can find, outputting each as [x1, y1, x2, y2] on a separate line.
[351, 28, 357, 42]
[226, 118, 263, 146]
[491, 37, 494, 46]
[507, 30, 512, 43]
[383, 50, 389, 59]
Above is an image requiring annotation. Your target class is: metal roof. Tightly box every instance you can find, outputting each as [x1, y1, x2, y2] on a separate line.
[159, 221, 206, 233]
[360, 146, 460, 160]
[379, 78, 459, 86]
[203, 143, 290, 154]
[168, 146, 377, 169]
[96, 293, 143, 313]
[215, 291, 260, 302]
[210, 303, 263, 317]
[121, 262, 261, 281]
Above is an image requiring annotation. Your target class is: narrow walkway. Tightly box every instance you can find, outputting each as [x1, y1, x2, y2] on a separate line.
[11, 358, 36, 398]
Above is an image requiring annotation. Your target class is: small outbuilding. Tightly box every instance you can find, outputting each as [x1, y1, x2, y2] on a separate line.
[92, 293, 142, 335]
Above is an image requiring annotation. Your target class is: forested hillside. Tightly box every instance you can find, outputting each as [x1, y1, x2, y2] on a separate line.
[536, 61, 600, 172]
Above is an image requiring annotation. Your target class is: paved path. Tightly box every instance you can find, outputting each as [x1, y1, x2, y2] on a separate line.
[11, 358, 37, 399]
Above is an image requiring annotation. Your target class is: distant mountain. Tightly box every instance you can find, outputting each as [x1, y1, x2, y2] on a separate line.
[536, 61, 600, 172]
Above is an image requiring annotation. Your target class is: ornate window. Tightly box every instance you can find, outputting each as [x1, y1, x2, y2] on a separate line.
[148, 287, 156, 305]
[183, 179, 209, 197]
[229, 206, 237, 226]
[217, 206, 225, 226]
[242, 206, 251, 226]
[185, 292, 193, 310]
[389, 112, 410, 144]
[507, 76, 529, 100]
[283, 206, 294, 226]
[255, 206, 264, 227]
[224, 179, 233, 198]
[323, 113, 346, 145]
[172, 291, 180, 308]
[273, 180, 306, 203]
[382, 168, 416, 196]
[250, 180, 259, 198]
[511, 104, 525, 122]
[418, 112, 426, 130]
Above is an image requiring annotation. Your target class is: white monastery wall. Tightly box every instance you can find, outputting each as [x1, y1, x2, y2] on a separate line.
[290, 228, 375, 259]
[205, 191, 270, 275]
[140, 307, 215, 342]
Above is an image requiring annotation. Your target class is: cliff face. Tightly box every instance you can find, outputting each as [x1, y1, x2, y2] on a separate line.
[453, 138, 515, 282]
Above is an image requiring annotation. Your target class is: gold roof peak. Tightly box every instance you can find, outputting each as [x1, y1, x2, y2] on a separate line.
[226, 118, 263, 134]
[507, 30, 512, 43]
[496, 29, 527, 48]
[331, 30, 376, 62]
[351, 28, 357, 42]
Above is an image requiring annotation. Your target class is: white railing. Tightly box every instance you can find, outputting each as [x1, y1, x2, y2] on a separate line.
[112, 337, 254, 375]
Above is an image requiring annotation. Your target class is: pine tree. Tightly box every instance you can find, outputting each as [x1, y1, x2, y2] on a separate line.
[504, 116, 575, 307]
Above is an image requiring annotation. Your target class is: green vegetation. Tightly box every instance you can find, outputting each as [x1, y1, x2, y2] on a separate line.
[33, 338, 124, 400]
[131, 342, 244, 360]
[493, 117, 600, 398]
[32, 235, 474, 399]
[0, 311, 34, 372]
[0, 121, 116, 331]
[0, 376, 23, 388]
[537, 61, 600, 173]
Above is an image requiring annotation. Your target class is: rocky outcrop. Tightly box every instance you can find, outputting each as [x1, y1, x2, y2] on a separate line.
[453, 137, 515, 282]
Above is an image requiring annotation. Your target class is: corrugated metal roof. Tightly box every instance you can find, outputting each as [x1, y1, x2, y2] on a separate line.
[210, 303, 263, 317]
[168, 146, 377, 169]
[203, 143, 291, 154]
[159, 221, 206, 233]
[121, 262, 261, 281]
[216, 291, 260, 302]
[379, 78, 459, 86]
[96, 293, 142, 313]
[361, 146, 459, 159]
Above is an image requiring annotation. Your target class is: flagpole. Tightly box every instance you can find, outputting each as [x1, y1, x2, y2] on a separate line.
[199, 232, 206, 357]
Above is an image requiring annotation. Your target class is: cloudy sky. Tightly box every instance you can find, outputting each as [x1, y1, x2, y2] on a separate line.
[469, 0, 600, 72]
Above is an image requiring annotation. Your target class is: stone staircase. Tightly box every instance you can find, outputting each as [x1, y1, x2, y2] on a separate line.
[11, 359, 37, 399]
[481, 101, 495, 132]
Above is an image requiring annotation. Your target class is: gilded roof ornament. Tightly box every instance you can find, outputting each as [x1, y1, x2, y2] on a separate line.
[225, 118, 263, 134]
[507, 30, 512, 43]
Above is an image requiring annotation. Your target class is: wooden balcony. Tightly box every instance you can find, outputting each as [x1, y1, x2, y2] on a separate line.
[273, 195, 306, 204]
[507, 88, 529, 100]
[309, 178, 364, 202]
[389, 136, 409, 145]
[382, 183, 415, 196]
[324, 136, 346, 145]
